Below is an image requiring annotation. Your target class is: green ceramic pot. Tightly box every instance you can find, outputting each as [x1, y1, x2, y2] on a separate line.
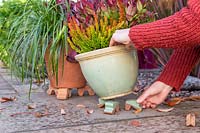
[75, 46, 138, 100]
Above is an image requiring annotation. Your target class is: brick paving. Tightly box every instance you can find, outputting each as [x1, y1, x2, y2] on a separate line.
[0, 63, 199, 133]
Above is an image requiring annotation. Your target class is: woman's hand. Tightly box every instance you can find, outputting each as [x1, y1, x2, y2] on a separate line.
[136, 81, 173, 108]
[109, 28, 133, 49]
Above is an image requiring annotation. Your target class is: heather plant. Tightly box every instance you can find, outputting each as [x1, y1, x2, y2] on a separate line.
[68, 0, 154, 53]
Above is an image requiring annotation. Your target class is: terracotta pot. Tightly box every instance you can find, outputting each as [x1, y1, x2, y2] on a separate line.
[45, 47, 86, 89]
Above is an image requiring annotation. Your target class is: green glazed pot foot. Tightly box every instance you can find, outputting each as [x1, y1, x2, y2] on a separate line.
[98, 98, 120, 115]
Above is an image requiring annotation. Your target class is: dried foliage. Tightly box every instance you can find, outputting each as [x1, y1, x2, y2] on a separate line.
[148, 0, 187, 67]
[147, 0, 199, 78]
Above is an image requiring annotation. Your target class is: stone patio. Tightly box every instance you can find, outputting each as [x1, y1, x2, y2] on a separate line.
[0, 63, 200, 133]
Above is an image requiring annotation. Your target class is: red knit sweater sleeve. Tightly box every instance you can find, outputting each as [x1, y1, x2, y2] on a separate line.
[128, 0, 200, 49]
[156, 46, 200, 91]
[128, 0, 200, 91]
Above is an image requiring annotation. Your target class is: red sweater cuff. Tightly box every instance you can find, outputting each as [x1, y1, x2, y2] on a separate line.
[156, 47, 200, 91]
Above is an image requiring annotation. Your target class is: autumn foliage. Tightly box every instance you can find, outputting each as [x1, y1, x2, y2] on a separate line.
[68, 0, 154, 53]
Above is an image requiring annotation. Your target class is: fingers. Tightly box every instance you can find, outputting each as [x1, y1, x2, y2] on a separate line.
[142, 100, 147, 108]
[146, 101, 151, 108]
[150, 104, 157, 109]
[109, 38, 116, 47]
[141, 100, 157, 109]
[109, 36, 125, 47]
[136, 90, 150, 104]
[137, 81, 173, 109]
[146, 96, 160, 105]
[137, 83, 164, 104]
[109, 29, 132, 47]
[109, 31, 119, 46]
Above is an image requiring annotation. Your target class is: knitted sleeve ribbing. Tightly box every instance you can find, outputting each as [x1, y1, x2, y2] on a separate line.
[156, 46, 200, 91]
[128, 5, 200, 50]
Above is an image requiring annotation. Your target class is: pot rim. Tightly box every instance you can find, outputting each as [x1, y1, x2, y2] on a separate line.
[100, 90, 133, 100]
[75, 46, 136, 61]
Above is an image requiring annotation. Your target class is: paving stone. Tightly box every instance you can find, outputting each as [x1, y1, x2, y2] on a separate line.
[12, 84, 45, 94]
[28, 114, 200, 133]
[0, 92, 200, 133]
[0, 75, 16, 95]
[0, 66, 200, 133]
[0, 89, 16, 95]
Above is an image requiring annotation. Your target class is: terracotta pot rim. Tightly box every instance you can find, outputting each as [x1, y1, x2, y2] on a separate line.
[75, 46, 136, 61]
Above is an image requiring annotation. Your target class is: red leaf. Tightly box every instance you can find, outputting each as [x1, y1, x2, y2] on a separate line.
[130, 120, 141, 127]
[10, 112, 33, 117]
[0, 97, 16, 103]
[166, 98, 182, 107]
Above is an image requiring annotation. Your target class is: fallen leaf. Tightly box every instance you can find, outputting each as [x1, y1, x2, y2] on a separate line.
[10, 112, 33, 117]
[86, 109, 94, 114]
[34, 111, 50, 118]
[186, 113, 196, 127]
[130, 120, 141, 127]
[186, 96, 200, 101]
[76, 104, 86, 108]
[166, 98, 182, 107]
[0, 108, 6, 112]
[76, 104, 93, 115]
[27, 103, 36, 109]
[0, 99, 6, 103]
[134, 108, 142, 114]
[156, 107, 174, 112]
[0, 97, 16, 103]
[34, 112, 43, 118]
[34, 106, 50, 118]
[61, 108, 66, 115]
[165, 96, 200, 107]
[97, 103, 104, 108]
[10, 106, 50, 118]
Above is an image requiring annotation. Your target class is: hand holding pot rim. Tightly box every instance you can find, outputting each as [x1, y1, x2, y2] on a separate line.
[109, 28, 133, 49]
